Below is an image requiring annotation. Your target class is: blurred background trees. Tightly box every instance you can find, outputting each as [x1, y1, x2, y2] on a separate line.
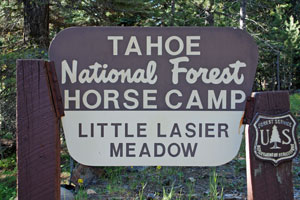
[0, 0, 299, 150]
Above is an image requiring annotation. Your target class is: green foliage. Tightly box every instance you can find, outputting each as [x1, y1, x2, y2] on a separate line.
[0, 1, 23, 52]
[290, 93, 300, 115]
[290, 93, 300, 136]
[234, 159, 246, 175]
[0, 154, 16, 200]
[0, 154, 16, 169]
[51, 0, 151, 27]
[248, 1, 300, 90]
[162, 184, 174, 200]
[138, 182, 147, 200]
[0, 48, 48, 141]
[103, 166, 125, 180]
[0, 174, 16, 200]
[209, 168, 224, 200]
[187, 178, 195, 200]
[75, 185, 88, 200]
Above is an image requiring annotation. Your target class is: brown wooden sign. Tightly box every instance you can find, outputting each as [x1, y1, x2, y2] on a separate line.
[49, 27, 258, 166]
[251, 112, 299, 166]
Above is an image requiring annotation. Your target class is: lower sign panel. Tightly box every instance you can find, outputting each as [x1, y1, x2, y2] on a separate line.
[62, 111, 244, 166]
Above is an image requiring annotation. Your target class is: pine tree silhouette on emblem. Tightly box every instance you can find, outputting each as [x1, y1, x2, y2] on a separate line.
[270, 125, 281, 149]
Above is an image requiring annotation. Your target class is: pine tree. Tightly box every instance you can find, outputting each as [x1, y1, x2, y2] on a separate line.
[23, 0, 50, 48]
[270, 125, 281, 149]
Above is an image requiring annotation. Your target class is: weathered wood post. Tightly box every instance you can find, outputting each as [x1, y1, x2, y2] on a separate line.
[244, 91, 299, 200]
[17, 60, 64, 200]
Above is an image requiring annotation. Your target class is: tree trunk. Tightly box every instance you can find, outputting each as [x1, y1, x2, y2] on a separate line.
[276, 52, 280, 90]
[240, 0, 246, 30]
[205, 0, 214, 26]
[23, 0, 49, 48]
[288, 72, 292, 91]
[170, 0, 175, 26]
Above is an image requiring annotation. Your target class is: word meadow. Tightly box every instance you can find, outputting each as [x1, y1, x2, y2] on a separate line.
[49, 27, 258, 166]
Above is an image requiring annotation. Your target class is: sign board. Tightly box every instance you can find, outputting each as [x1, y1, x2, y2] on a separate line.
[251, 112, 299, 166]
[49, 27, 258, 166]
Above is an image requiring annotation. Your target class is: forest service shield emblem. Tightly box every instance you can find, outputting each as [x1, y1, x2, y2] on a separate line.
[252, 113, 299, 166]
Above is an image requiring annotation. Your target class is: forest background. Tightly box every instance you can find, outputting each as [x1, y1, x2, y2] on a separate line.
[0, 0, 300, 199]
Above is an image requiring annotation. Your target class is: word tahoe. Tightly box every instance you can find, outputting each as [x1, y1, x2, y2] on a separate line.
[107, 35, 201, 56]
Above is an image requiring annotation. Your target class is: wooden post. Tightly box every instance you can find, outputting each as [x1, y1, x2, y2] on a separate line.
[17, 60, 64, 200]
[245, 91, 296, 200]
